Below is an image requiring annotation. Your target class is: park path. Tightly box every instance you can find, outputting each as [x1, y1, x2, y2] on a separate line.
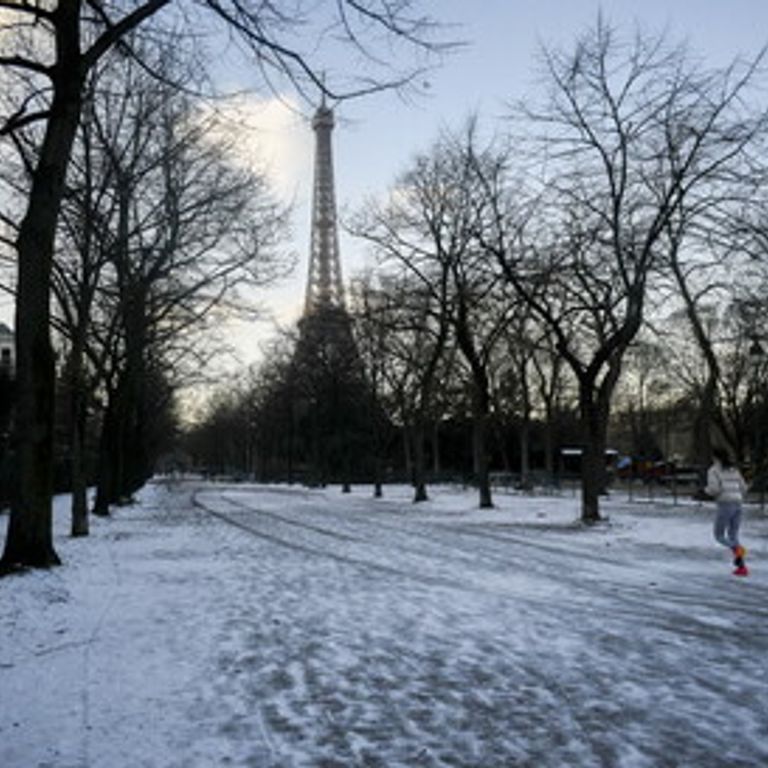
[1, 481, 767, 767]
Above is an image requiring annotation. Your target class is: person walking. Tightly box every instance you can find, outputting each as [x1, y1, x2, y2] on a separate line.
[705, 447, 749, 576]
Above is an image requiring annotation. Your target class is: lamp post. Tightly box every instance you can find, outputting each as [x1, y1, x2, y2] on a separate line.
[748, 336, 765, 511]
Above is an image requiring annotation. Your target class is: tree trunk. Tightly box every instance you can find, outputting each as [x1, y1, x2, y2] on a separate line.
[472, 385, 493, 509]
[412, 420, 429, 502]
[2, 280, 59, 566]
[1, 7, 84, 568]
[518, 358, 532, 489]
[543, 415, 554, 484]
[92, 415, 114, 517]
[68, 330, 90, 536]
[432, 421, 441, 475]
[580, 391, 608, 524]
[692, 377, 716, 472]
[92, 385, 126, 516]
[70, 394, 89, 537]
[519, 417, 531, 490]
[111, 392, 128, 503]
[402, 424, 413, 482]
[491, 415, 511, 473]
[372, 421, 383, 498]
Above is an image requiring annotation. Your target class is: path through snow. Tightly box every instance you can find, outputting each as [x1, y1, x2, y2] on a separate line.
[1, 480, 767, 767]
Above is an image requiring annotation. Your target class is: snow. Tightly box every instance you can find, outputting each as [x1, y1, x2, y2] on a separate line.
[1, 480, 767, 767]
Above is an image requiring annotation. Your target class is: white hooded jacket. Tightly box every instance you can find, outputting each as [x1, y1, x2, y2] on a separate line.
[705, 461, 747, 503]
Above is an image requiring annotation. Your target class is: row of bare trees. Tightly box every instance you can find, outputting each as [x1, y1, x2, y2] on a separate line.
[2, 44, 289, 535]
[360, 22, 768, 521]
[3, 7, 768, 566]
[0, 1, 446, 571]
[190, 21, 768, 523]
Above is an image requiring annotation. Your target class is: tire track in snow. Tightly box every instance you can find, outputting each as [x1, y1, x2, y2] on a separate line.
[197, 488, 603, 611]
[179, 482, 768, 766]
[192, 489, 467, 592]
[325, 505, 768, 628]
[193, 487, 764, 644]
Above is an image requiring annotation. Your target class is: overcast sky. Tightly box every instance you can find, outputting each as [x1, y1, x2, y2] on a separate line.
[3, 1, 768, 367]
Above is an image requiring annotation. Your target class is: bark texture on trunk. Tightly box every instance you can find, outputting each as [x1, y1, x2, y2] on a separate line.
[69, 401, 89, 537]
[412, 420, 429, 503]
[470, 380, 493, 509]
[473, 410, 493, 508]
[579, 388, 609, 524]
[1, 4, 84, 569]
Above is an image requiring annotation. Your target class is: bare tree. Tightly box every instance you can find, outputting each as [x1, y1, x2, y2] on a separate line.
[659, 171, 768, 467]
[356, 268, 452, 501]
[488, 312, 564, 489]
[354, 122, 518, 507]
[352, 162, 462, 501]
[83, 59, 288, 516]
[480, 20, 768, 522]
[348, 273, 397, 497]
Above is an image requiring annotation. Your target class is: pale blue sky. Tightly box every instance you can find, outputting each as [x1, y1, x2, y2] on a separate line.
[3, 2, 768, 362]
[337, 0, 768, 193]
[252, 0, 768, 354]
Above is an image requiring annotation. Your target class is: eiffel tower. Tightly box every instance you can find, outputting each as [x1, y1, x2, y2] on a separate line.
[304, 99, 345, 315]
[292, 99, 369, 485]
[298, 97, 358, 356]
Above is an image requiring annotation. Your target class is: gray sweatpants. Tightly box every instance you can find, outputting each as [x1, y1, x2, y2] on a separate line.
[713, 501, 742, 549]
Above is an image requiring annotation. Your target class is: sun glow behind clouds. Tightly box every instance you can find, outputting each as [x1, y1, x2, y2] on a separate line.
[200, 93, 314, 205]
[192, 94, 315, 373]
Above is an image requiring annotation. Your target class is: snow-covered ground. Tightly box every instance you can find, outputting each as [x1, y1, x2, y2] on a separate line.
[1, 480, 767, 768]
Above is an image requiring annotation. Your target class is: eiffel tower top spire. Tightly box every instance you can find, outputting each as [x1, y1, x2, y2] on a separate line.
[304, 98, 345, 315]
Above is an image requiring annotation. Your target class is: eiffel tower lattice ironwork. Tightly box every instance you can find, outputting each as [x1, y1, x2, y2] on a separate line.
[292, 99, 372, 489]
[304, 100, 345, 315]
